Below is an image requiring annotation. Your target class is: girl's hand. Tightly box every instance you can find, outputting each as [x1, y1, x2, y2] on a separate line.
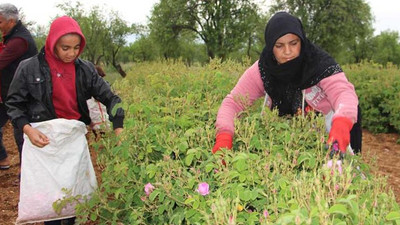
[114, 128, 123, 146]
[23, 125, 50, 148]
[114, 128, 123, 136]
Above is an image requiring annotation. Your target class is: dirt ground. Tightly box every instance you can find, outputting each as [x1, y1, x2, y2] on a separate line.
[1, 122, 400, 224]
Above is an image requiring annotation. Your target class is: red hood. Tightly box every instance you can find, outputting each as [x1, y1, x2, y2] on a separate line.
[45, 16, 86, 59]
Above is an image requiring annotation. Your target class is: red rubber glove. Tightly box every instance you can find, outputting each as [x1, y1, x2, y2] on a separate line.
[328, 117, 353, 153]
[212, 132, 233, 154]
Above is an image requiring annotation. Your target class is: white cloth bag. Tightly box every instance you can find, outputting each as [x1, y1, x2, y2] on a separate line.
[87, 97, 110, 130]
[16, 119, 97, 224]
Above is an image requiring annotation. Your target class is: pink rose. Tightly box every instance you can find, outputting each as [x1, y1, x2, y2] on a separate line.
[325, 159, 343, 175]
[144, 183, 155, 196]
[196, 182, 209, 196]
[336, 160, 343, 174]
[263, 210, 269, 218]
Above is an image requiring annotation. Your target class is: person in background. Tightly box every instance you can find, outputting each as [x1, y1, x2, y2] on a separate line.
[6, 16, 124, 225]
[0, 3, 38, 169]
[212, 12, 362, 157]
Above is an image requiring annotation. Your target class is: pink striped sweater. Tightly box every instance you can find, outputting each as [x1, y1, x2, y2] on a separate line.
[215, 61, 359, 136]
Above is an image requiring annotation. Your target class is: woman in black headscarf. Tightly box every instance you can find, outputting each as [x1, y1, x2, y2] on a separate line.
[212, 12, 362, 156]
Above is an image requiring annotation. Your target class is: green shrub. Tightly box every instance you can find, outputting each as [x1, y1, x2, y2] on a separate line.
[70, 61, 400, 224]
[345, 62, 400, 133]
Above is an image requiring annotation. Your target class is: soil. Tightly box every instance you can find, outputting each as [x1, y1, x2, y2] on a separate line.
[1, 122, 400, 224]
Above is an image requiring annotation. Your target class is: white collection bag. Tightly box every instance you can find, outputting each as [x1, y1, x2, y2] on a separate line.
[87, 97, 111, 130]
[16, 119, 98, 224]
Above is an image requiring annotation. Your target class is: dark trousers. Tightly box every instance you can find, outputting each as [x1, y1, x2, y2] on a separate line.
[0, 103, 24, 162]
[44, 217, 76, 225]
[350, 105, 362, 154]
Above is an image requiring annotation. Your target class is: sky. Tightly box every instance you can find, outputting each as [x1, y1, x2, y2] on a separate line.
[12, 0, 400, 35]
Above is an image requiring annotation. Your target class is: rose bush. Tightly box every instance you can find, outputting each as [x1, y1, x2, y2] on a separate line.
[73, 60, 400, 224]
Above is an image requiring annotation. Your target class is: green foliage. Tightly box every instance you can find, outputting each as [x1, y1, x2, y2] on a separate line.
[72, 61, 399, 224]
[369, 31, 400, 66]
[344, 62, 400, 133]
[149, 0, 262, 60]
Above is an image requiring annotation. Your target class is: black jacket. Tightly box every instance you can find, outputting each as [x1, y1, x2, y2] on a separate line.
[1, 20, 38, 100]
[6, 48, 124, 130]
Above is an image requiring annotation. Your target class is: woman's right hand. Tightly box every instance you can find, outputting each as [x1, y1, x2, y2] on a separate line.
[23, 125, 50, 148]
[212, 132, 233, 154]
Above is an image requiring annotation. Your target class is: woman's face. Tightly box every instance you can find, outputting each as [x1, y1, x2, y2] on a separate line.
[273, 33, 301, 64]
[54, 34, 81, 63]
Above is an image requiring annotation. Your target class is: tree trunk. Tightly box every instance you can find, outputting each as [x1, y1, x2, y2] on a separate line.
[246, 36, 252, 58]
[112, 63, 127, 78]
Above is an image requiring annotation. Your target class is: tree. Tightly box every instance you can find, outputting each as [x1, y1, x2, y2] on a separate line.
[56, 1, 134, 77]
[370, 31, 400, 65]
[270, 0, 373, 63]
[102, 11, 133, 77]
[229, 12, 271, 62]
[149, 0, 261, 60]
[125, 36, 156, 62]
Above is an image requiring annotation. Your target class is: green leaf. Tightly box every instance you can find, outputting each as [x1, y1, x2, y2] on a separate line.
[297, 153, 310, 165]
[178, 141, 189, 152]
[149, 190, 160, 201]
[146, 145, 153, 153]
[146, 164, 157, 178]
[239, 174, 246, 182]
[90, 212, 98, 221]
[159, 192, 166, 202]
[278, 178, 288, 189]
[205, 163, 214, 173]
[386, 211, 400, 220]
[250, 190, 259, 200]
[276, 214, 294, 224]
[158, 204, 166, 214]
[328, 204, 348, 215]
[332, 219, 346, 225]
[228, 170, 240, 179]
[186, 148, 197, 155]
[310, 206, 318, 217]
[185, 209, 197, 218]
[235, 159, 248, 172]
[193, 200, 200, 209]
[185, 154, 194, 166]
[239, 189, 251, 201]
[184, 198, 195, 205]
[187, 178, 196, 189]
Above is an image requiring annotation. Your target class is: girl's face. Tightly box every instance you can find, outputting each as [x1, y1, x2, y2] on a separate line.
[54, 34, 81, 63]
[273, 33, 301, 64]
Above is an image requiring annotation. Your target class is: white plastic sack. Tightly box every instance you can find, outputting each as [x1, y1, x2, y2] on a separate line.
[16, 119, 97, 224]
[87, 97, 110, 130]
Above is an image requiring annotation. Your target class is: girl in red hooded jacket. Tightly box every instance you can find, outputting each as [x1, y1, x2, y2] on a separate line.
[7, 16, 124, 225]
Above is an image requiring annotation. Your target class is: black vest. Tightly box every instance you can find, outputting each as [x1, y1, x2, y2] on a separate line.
[1, 20, 38, 99]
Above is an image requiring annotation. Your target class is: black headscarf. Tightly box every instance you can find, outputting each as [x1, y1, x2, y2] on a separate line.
[259, 12, 342, 116]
